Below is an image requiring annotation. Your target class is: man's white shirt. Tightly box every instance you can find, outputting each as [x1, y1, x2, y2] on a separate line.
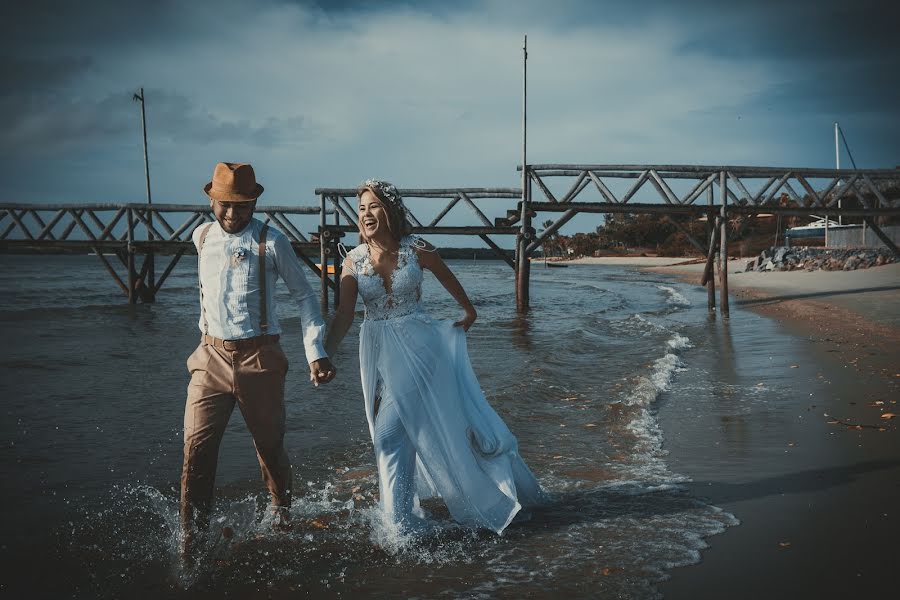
[192, 218, 327, 364]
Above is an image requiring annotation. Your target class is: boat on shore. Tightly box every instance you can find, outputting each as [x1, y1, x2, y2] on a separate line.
[786, 217, 858, 240]
[785, 217, 862, 247]
[542, 258, 569, 268]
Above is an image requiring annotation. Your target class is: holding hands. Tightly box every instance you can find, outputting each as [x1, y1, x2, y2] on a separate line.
[310, 357, 337, 386]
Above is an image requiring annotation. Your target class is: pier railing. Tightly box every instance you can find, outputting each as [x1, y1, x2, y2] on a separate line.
[3, 166, 897, 315]
[514, 164, 900, 315]
[0, 203, 331, 303]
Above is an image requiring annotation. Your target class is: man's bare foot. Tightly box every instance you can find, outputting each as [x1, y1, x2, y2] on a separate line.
[270, 505, 293, 532]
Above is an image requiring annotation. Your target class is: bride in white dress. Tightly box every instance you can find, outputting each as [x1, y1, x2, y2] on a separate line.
[325, 180, 544, 534]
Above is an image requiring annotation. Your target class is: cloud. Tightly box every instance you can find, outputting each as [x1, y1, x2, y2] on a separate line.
[0, 55, 94, 93]
[0, 0, 897, 210]
[0, 85, 318, 157]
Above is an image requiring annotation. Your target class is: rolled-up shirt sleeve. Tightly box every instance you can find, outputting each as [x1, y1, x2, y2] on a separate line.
[272, 233, 328, 364]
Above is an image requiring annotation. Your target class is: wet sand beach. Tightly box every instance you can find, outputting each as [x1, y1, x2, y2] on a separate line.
[643, 260, 900, 598]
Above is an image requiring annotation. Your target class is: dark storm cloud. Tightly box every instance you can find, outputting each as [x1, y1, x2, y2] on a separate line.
[0, 85, 316, 156]
[0, 55, 93, 93]
[0, 2, 318, 156]
[0, 0, 175, 51]
[664, 0, 900, 121]
[307, 0, 900, 119]
[5, 0, 897, 118]
[670, 0, 900, 62]
[282, 0, 481, 16]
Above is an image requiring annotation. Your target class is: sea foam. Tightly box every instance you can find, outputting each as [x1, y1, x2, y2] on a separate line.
[657, 285, 691, 307]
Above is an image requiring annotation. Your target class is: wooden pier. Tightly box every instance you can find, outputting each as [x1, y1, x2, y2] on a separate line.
[2, 164, 897, 319]
[512, 164, 900, 317]
[0, 203, 330, 303]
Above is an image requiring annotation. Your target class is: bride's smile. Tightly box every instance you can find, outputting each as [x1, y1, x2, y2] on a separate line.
[359, 191, 388, 238]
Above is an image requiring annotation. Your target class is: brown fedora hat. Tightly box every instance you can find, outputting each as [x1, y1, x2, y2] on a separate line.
[203, 162, 264, 202]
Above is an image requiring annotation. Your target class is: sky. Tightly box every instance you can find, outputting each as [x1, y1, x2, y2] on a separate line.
[2, 0, 898, 240]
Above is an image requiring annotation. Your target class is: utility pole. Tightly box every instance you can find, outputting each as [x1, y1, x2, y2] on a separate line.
[834, 122, 841, 225]
[133, 87, 155, 301]
[516, 34, 531, 312]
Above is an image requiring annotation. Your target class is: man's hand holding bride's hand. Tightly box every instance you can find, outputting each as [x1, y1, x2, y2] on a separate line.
[454, 308, 477, 332]
[310, 357, 337, 386]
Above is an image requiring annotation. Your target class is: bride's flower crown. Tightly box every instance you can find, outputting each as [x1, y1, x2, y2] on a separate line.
[362, 179, 404, 208]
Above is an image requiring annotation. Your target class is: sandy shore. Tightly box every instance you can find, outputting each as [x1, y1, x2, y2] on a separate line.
[553, 256, 900, 597]
[558, 255, 900, 339]
[647, 260, 900, 341]
[554, 256, 899, 377]
[658, 262, 900, 406]
[635, 259, 900, 598]
[557, 256, 698, 267]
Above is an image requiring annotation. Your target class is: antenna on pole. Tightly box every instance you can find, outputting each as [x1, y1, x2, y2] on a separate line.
[132, 87, 155, 300]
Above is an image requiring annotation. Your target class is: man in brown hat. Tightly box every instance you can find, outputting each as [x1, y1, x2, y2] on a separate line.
[180, 162, 336, 560]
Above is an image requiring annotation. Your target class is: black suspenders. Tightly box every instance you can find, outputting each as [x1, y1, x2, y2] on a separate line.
[197, 223, 213, 336]
[258, 224, 269, 334]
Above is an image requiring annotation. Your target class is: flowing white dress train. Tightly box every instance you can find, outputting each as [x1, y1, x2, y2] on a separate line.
[344, 237, 544, 534]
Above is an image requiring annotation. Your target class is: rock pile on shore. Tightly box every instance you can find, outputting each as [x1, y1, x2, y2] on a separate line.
[744, 247, 897, 272]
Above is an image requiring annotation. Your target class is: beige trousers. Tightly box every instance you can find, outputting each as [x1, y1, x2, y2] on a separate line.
[180, 339, 291, 535]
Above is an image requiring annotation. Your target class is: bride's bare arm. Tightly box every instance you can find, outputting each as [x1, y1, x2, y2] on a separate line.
[324, 264, 359, 356]
[416, 245, 477, 331]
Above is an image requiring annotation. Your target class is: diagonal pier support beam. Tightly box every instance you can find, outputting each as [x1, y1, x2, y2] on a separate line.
[479, 234, 515, 269]
[706, 187, 716, 314]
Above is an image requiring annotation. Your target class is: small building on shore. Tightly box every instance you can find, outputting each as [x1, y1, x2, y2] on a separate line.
[786, 219, 899, 250]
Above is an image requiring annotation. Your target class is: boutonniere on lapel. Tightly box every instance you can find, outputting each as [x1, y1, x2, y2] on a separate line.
[231, 247, 249, 267]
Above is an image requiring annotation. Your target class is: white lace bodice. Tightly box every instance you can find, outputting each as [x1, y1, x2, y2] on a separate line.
[344, 237, 424, 321]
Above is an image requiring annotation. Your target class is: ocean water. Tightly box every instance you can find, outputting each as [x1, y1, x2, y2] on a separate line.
[0, 254, 803, 598]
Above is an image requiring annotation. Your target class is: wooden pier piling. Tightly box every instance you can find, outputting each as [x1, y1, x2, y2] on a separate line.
[718, 171, 730, 319]
[516, 183, 532, 313]
[126, 208, 136, 304]
[517, 34, 531, 314]
[700, 217, 719, 295]
[706, 186, 716, 314]
[134, 88, 156, 303]
[319, 193, 328, 313]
